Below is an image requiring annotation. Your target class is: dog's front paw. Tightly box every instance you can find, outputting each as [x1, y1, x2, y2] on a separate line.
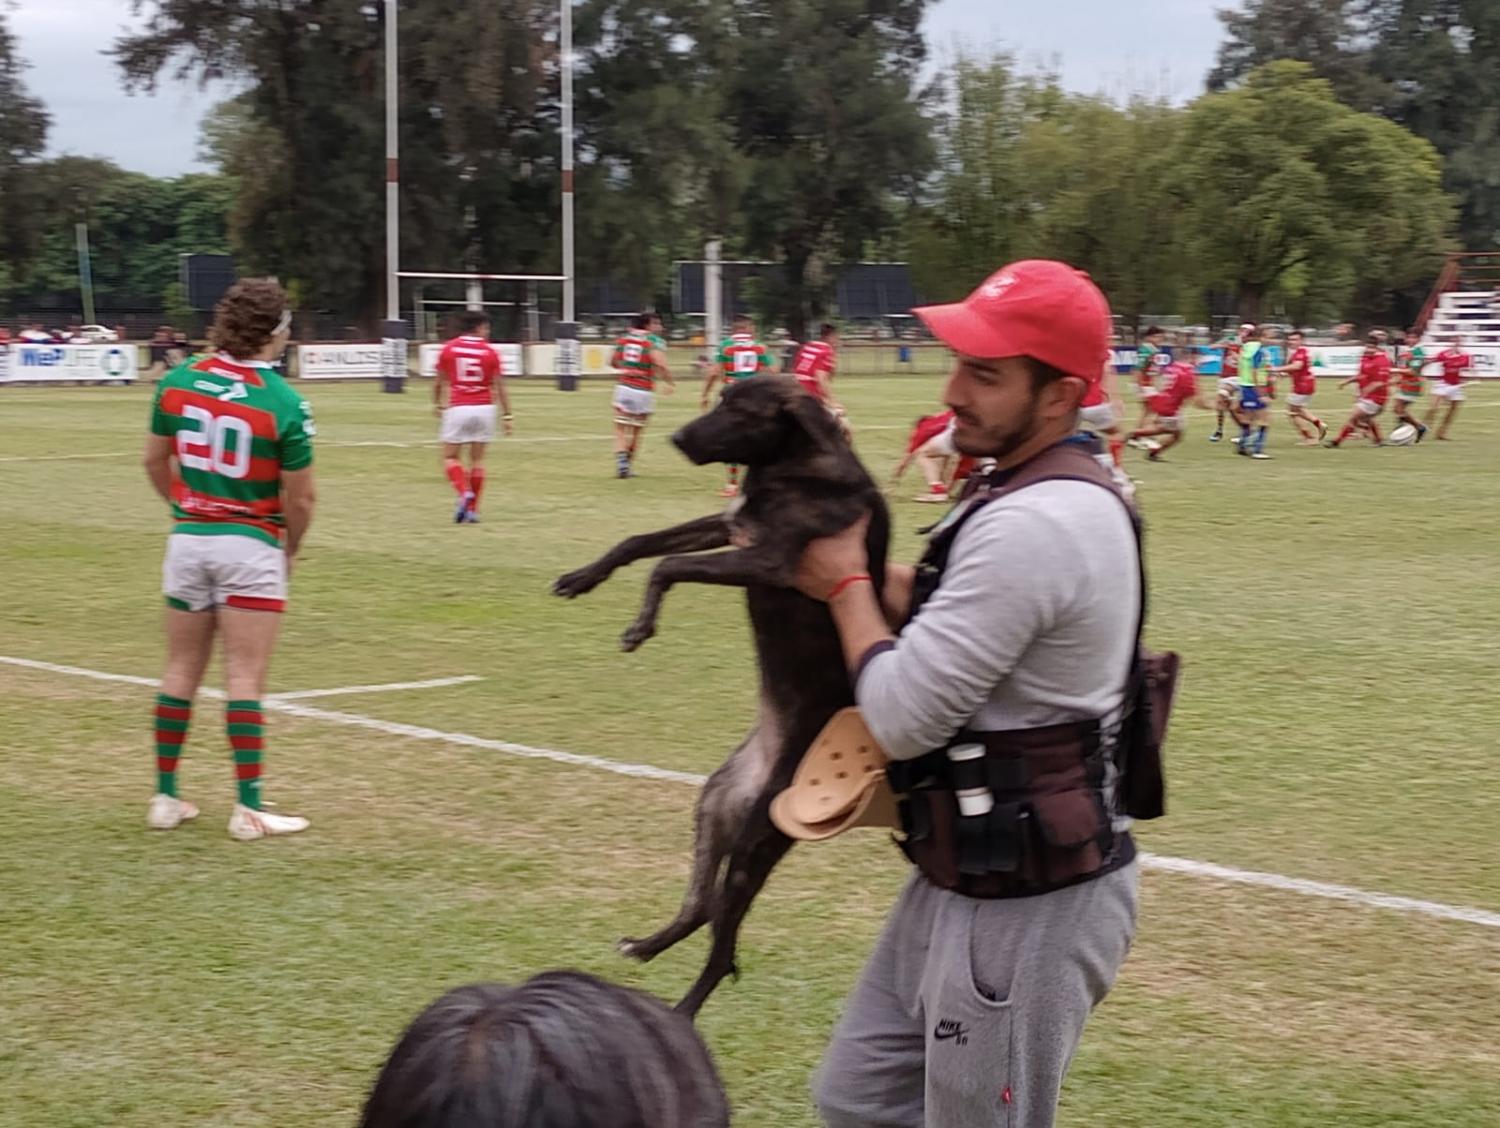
[616, 936, 656, 962]
[553, 566, 604, 599]
[619, 619, 656, 652]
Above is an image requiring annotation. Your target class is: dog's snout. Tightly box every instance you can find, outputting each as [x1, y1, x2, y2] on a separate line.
[671, 425, 706, 464]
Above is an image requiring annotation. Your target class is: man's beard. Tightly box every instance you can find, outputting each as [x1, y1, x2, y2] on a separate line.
[952, 397, 1045, 460]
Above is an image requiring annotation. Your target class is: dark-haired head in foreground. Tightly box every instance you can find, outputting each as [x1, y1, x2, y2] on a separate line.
[359, 971, 730, 1128]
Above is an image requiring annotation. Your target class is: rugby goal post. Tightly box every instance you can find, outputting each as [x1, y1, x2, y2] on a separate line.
[396, 271, 567, 381]
[382, 0, 578, 392]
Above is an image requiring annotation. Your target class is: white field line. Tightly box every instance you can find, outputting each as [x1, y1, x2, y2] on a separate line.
[1140, 854, 1500, 930]
[13, 404, 1500, 466]
[0, 425, 909, 464]
[268, 675, 482, 701]
[0, 452, 143, 463]
[265, 698, 708, 785]
[0, 438, 610, 463]
[325, 436, 617, 446]
[5, 652, 1500, 932]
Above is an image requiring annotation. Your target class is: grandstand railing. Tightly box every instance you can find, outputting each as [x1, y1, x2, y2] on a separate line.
[1417, 252, 1500, 337]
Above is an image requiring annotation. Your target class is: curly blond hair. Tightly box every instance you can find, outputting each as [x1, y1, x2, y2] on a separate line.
[209, 278, 289, 358]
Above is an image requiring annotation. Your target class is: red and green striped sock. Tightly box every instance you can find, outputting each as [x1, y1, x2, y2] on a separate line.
[154, 693, 192, 798]
[226, 700, 265, 809]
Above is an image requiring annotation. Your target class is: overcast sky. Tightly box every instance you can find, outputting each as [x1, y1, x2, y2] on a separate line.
[14, 0, 1227, 179]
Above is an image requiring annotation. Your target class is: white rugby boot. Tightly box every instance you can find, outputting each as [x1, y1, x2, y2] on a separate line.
[228, 803, 310, 841]
[147, 794, 199, 830]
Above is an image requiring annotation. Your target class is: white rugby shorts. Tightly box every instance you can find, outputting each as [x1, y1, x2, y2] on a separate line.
[441, 404, 498, 444]
[163, 532, 287, 613]
[1286, 392, 1313, 408]
[922, 420, 958, 458]
[1432, 382, 1466, 402]
[1079, 403, 1119, 431]
[612, 384, 655, 420]
[1155, 414, 1184, 433]
[1356, 399, 1384, 416]
[1218, 378, 1239, 401]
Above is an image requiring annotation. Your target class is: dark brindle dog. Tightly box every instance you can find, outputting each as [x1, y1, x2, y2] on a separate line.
[553, 375, 889, 1016]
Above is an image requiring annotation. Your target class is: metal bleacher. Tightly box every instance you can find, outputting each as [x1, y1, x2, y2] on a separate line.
[1425, 291, 1500, 344]
[1417, 252, 1500, 345]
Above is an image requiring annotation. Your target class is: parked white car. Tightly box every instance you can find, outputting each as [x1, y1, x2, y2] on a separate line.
[71, 325, 120, 343]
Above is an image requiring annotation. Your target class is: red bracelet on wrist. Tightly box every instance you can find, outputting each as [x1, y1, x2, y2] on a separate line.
[827, 573, 873, 602]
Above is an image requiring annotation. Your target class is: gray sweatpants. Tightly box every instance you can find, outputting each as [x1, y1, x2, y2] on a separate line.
[814, 860, 1139, 1128]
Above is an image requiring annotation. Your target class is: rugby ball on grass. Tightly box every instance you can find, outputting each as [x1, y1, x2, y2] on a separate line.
[1386, 423, 1418, 446]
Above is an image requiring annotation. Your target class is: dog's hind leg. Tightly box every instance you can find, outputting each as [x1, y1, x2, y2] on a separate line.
[618, 732, 765, 962]
[617, 781, 731, 961]
[675, 824, 795, 1018]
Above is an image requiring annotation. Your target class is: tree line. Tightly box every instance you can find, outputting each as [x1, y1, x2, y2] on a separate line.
[0, 1, 1490, 334]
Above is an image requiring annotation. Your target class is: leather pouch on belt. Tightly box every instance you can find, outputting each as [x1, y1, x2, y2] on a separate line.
[770, 708, 901, 841]
[1028, 791, 1107, 882]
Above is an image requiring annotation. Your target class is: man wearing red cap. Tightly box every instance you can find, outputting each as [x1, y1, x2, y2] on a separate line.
[797, 261, 1146, 1128]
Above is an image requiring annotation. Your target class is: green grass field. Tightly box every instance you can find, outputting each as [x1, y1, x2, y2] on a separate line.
[3, 369, 1499, 1127]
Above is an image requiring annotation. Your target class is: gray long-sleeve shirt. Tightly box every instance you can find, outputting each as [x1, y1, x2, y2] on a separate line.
[857, 480, 1141, 762]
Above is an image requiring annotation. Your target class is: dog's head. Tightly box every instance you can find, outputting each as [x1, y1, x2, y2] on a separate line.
[673, 376, 840, 467]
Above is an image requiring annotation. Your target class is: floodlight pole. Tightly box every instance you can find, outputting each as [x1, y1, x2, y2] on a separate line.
[705, 238, 722, 354]
[555, 0, 580, 390]
[75, 223, 96, 326]
[561, 0, 575, 324]
[380, 0, 407, 392]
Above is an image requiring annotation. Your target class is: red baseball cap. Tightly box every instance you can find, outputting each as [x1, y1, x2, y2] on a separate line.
[913, 260, 1113, 382]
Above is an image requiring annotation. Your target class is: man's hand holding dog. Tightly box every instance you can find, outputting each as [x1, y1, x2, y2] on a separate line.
[794, 514, 872, 602]
[796, 514, 918, 667]
[794, 513, 902, 676]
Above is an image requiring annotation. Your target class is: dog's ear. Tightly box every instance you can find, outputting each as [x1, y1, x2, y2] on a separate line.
[784, 387, 839, 445]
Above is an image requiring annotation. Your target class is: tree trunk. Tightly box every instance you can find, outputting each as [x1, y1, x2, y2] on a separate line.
[1238, 284, 1265, 323]
[781, 253, 809, 344]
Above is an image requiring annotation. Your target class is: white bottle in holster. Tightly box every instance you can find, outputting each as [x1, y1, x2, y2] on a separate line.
[947, 742, 993, 817]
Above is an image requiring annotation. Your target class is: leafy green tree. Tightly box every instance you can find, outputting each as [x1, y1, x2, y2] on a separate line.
[0, 10, 51, 307]
[712, 0, 933, 338]
[1174, 61, 1455, 320]
[115, 3, 560, 328]
[1209, 0, 1380, 107]
[115, 4, 388, 322]
[908, 54, 1184, 324]
[905, 54, 1062, 303]
[1362, 0, 1500, 248]
[1014, 96, 1184, 326]
[1212, 0, 1500, 247]
[572, 0, 736, 313]
[17, 158, 232, 306]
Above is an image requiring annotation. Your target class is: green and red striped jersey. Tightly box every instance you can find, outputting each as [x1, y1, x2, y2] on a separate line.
[150, 354, 316, 548]
[611, 332, 659, 390]
[717, 334, 772, 384]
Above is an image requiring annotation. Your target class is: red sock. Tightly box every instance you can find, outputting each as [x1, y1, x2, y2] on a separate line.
[1336, 423, 1355, 445]
[468, 467, 486, 512]
[1108, 438, 1124, 467]
[444, 459, 466, 496]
